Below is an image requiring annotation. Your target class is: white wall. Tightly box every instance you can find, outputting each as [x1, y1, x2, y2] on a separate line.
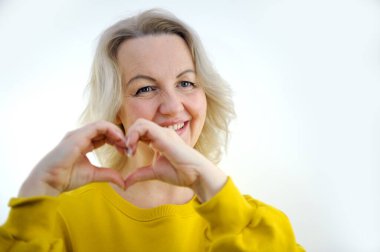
[0, 0, 379, 251]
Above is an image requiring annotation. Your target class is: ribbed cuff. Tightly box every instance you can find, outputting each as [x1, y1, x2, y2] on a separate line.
[192, 177, 256, 239]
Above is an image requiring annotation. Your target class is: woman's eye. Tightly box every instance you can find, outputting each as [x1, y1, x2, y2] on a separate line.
[178, 81, 195, 88]
[134, 86, 156, 96]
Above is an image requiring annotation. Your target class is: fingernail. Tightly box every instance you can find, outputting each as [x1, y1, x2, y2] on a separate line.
[124, 147, 132, 157]
[124, 137, 129, 147]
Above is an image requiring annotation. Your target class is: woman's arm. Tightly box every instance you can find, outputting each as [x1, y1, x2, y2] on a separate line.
[194, 178, 306, 252]
[1, 121, 128, 251]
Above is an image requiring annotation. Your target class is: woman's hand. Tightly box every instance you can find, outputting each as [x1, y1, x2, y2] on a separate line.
[19, 121, 127, 197]
[124, 118, 227, 203]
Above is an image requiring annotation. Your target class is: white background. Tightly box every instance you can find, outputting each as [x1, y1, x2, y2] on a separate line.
[1, 0, 379, 251]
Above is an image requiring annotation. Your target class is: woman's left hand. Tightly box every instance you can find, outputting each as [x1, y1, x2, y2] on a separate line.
[124, 118, 227, 202]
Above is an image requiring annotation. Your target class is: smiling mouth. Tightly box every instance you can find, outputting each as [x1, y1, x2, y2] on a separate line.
[164, 122, 185, 131]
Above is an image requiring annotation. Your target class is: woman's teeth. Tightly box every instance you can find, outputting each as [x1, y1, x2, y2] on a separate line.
[166, 122, 185, 131]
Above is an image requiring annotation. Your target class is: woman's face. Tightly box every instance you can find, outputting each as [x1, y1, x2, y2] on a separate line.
[116, 34, 207, 148]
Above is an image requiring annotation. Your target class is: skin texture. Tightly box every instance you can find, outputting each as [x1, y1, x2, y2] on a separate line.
[19, 34, 227, 204]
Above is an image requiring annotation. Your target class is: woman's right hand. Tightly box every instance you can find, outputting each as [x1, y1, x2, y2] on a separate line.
[18, 121, 127, 197]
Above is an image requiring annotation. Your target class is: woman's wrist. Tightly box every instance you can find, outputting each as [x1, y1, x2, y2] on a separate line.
[191, 161, 228, 203]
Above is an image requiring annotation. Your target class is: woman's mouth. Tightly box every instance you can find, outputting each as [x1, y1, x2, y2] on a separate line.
[163, 121, 188, 135]
[165, 122, 185, 131]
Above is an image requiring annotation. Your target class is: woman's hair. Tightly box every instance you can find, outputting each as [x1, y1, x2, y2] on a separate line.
[80, 9, 235, 169]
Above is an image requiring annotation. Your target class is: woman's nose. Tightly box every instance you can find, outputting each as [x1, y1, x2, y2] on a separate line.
[158, 90, 184, 116]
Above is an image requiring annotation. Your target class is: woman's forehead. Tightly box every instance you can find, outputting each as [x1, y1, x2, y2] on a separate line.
[117, 34, 195, 81]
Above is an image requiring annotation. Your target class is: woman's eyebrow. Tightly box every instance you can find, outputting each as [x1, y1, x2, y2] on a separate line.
[127, 75, 156, 86]
[176, 69, 195, 78]
[127, 69, 195, 85]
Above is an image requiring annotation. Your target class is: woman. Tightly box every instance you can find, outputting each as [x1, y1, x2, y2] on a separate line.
[0, 9, 305, 251]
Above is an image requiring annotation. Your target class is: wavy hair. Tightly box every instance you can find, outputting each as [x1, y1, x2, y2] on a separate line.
[80, 9, 235, 169]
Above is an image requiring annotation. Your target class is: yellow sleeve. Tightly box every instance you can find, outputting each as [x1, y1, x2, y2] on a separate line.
[0, 197, 64, 252]
[193, 178, 306, 252]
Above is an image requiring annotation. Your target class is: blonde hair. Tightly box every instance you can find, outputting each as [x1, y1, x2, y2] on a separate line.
[80, 9, 235, 169]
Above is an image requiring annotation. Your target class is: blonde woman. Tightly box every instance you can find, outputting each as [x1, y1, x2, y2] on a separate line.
[0, 9, 305, 251]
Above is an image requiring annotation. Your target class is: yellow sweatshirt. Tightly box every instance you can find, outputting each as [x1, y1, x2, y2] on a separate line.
[0, 178, 305, 251]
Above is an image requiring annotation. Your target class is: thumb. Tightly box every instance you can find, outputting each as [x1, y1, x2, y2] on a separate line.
[92, 167, 125, 189]
[124, 166, 157, 189]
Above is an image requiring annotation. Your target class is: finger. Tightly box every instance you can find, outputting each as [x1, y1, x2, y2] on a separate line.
[91, 137, 106, 149]
[124, 166, 157, 189]
[124, 132, 138, 155]
[125, 119, 169, 154]
[68, 121, 127, 154]
[88, 121, 126, 148]
[92, 167, 125, 189]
